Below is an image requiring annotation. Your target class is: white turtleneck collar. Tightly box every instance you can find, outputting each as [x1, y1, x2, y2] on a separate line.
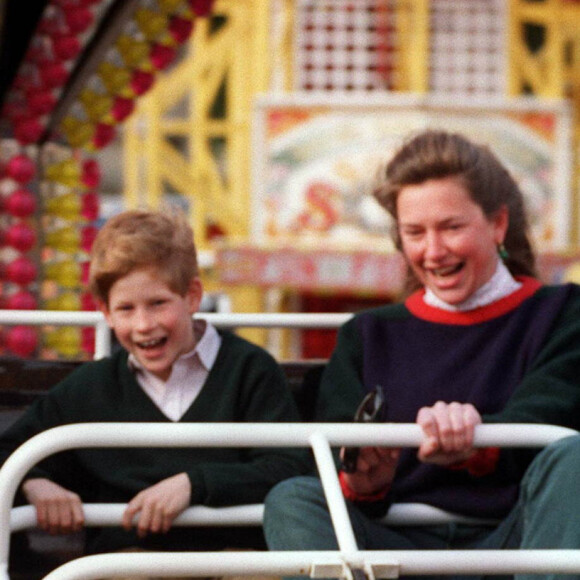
[423, 260, 522, 312]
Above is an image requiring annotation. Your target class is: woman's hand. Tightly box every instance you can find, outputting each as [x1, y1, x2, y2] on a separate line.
[416, 401, 482, 465]
[340, 446, 400, 496]
[21, 478, 84, 534]
[122, 472, 191, 537]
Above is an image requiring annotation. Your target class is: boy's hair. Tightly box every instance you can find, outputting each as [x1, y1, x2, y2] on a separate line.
[89, 208, 199, 304]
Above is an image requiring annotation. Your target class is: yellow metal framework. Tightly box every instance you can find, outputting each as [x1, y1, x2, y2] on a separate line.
[123, 0, 271, 250]
[509, 0, 580, 244]
[122, 0, 430, 249]
[123, 0, 579, 272]
[394, 0, 429, 92]
[508, 0, 580, 98]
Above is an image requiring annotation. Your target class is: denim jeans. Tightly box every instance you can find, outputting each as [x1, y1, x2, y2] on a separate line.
[264, 435, 580, 580]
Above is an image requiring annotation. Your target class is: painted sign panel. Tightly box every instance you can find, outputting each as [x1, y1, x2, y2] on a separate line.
[251, 95, 573, 251]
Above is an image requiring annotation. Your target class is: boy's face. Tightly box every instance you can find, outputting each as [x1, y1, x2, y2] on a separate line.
[100, 266, 203, 381]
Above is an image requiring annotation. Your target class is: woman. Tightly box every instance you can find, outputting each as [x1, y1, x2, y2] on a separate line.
[264, 130, 580, 579]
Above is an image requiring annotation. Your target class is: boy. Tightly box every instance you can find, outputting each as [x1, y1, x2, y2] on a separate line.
[0, 209, 308, 555]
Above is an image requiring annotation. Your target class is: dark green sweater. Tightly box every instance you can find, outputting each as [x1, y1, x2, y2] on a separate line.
[0, 331, 308, 552]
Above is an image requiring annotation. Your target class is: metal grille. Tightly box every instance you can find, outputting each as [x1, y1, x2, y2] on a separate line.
[295, 0, 397, 91]
[294, 0, 506, 96]
[429, 0, 506, 96]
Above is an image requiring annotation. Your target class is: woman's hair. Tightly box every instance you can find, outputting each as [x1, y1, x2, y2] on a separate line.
[89, 208, 199, 304]
[373, 129, 537, 293]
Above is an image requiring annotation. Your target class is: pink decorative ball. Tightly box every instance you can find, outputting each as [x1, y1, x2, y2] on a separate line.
[81, 159, 100, 188]
[5, 256, 38, 285]
[5, 223, 37, 252]
[5, 188, 36, 218]
[5, 290, 37, 310]
[6, 326, 38, 357]
[5, 154, 35, 184]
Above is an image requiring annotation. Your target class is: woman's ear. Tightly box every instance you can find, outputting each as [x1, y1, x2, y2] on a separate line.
[493, 204, 509, 244]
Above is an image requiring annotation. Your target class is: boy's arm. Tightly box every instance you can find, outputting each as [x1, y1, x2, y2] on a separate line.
[0, 393, 87, 534]
[0, 396, 68, 482]
[184, 351, 311, 507]
[0, 380, 89, 500]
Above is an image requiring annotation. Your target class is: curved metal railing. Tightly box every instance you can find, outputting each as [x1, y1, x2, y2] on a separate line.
[2, 311, 580, 578]
[0, 422, 578, 579]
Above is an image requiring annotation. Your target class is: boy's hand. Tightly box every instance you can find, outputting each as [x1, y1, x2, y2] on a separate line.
[21, 478, 84, 534]
[340, 446, 400, 495]
[416, 401, 481, 465]
[123, 472, 191, 537]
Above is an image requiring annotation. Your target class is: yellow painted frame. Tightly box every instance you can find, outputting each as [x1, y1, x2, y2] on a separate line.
[123, 0, 271, 250]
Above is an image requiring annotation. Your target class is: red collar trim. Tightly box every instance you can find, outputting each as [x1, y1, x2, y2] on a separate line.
[405, 277, 543, 325]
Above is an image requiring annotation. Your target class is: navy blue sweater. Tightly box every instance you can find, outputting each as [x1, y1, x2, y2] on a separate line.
[317, 278, 580, 518]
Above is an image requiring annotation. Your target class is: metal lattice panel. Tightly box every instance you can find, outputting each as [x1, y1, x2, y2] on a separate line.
[294, 0, 398, 92]
[429, 0, 506, 96]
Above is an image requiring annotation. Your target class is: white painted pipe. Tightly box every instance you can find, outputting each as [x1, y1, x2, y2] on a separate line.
[0, 423, 577, 580]
[310, 432, 360, 557]
[9, 503, 266, 533]
[0, 310, 351, 359]
[40, 549, 580, 580]
[9, 500, 501, 535]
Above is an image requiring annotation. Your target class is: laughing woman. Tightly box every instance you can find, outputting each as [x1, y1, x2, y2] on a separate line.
[264, 130, 580, 580]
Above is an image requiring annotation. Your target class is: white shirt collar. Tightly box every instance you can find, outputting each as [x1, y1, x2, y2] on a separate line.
[423, 260, 522, 312]
[188, 319, 221, 370]
[128, 320, 222, 421]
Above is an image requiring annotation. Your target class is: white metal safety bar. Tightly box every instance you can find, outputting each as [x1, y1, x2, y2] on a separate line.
[0, 310, 351, 359]
[39, 549, 580, 580]
[8, 501, 501, 534]
[0, 310, 111, 359]
[0, 422, 577, 580]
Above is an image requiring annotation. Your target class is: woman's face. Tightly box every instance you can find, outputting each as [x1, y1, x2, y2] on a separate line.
[397, 176, 508, 305]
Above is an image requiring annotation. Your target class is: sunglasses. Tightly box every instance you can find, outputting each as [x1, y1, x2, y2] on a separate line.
[341, 387, 387, 473]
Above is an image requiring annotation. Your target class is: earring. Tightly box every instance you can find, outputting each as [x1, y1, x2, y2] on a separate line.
[498, 243, 509, 261]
